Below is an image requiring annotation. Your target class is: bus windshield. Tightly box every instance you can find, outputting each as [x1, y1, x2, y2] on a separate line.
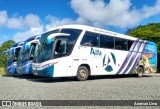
[18, 41, 39, 63]
[34, 29, 82, 63]
[40, 40, 53, 62]
[34, 29, 59, 63]
[17, 41, 29, 63]
[7, 49, 14, 65]
[8, 47, 21, 64]
[21, 49, 30, 62]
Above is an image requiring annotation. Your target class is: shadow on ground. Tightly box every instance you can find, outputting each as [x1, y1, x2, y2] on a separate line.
[2, 74, 151, 83]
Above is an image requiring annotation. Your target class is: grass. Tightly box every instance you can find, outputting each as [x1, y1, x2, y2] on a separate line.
[0, 67, 5, 75]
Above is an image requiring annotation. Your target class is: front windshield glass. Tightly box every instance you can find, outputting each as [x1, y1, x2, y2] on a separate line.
[14, 47, 21, 61]
[33, 28, 82, 63]
[22, 49, 30, 62]
[8, 47, 21, 64]
[33, 29, 59, 63]
[7, 49, 14, 64]
[17, 41, 29, 63]
[18, 41, 39, 63]
[42, 41, 53, 61]
[29, 43, 38, 60]
[17, 48, 23, 64]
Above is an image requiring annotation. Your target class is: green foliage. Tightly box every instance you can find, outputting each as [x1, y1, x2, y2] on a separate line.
[126, 23, 160, 53]
[0, 67, 5, 75]
[0, 40, 15, 67]
[126, 23, 160, 71]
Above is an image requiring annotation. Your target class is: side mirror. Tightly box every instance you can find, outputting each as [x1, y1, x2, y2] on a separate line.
[2, 50, 9, 56]
[2, 51, 6, 56]
[47, 33, 70, 44]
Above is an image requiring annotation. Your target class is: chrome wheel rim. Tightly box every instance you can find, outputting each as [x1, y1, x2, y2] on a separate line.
[79, 69, 86, 78]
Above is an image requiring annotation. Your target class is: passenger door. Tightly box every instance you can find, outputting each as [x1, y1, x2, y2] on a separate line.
[53, 39, 69, 77]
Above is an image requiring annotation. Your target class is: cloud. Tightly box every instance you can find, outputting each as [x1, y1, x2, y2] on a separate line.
[142, 0, 160, 18]
[45, 15, 76, 31]
[25, 14, 41, 28]
[13, 15, 77, 42]
[0, 11, 43, 42]
[71, 0, 160, 28]
[7, 13, 42, 30]
[0, 11, 43, 43]
[7, 17, 24, 29]
[2, 0, 160, 43]
[0, 11, 8, 27]
[0, 11, 42, 30]
[12, 26, 43, 42]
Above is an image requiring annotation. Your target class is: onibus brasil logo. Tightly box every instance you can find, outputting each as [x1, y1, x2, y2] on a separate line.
[90, 47, 116, 72]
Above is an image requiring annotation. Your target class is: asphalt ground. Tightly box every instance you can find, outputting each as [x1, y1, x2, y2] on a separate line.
[0, 74, 160, 109]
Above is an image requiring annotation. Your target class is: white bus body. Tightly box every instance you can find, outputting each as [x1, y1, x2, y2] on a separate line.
[32, 25, 157, 80]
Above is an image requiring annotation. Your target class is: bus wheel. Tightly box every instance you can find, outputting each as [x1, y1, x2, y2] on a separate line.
[137, 66, 144, 77]
[77, 66, 89, 81]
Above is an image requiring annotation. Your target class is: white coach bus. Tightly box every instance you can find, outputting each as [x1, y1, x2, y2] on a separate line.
[32, 24, 157, 81]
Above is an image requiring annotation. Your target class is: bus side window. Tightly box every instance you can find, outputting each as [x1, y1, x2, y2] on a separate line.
[100, 34, 114, 49]
[54, 40, 68, 58]
[80, 32, 99, 47]
[128, 40, 134, 51]
[29, 44, 36, 60]
[115, 37, 128, 51]
[143, 44, 148, 53]
[14, 48, 21, 61]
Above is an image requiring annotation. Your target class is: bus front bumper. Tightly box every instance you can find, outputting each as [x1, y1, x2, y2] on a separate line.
[6, 64, 17, 74]
[32, 65, 54, 77]
[17, 63, 32, 75]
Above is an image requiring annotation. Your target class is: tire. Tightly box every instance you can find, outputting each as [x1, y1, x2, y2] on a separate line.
[77, 66, 89, 81]
[137, 66, 144, 77]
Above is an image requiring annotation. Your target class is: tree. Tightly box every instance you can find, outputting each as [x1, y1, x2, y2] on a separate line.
[0, 40, 15, 67]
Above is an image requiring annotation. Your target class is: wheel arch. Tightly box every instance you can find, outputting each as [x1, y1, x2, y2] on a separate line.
[138, 65, 144, 72]
[79, 64, 91, 76]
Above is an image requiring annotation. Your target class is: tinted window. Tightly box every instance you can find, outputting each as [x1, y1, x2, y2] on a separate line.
[29, 43, 37, 60]
[115, 38, 127, 50]
[147, 44, 156, 53]
[60, 29, 82, 55]
[54, 40, 68, 58]
[128, 40, 134, 50]
[143, 44, 148, 53]
[100, 35, 114, 49]
[40, 29, 59, 44]
[80, 32, 99, 47]
[14, 48, 21, 61]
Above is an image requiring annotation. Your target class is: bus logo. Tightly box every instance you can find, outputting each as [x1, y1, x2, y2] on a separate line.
[90, 48, 102, 56]
[103, 52, 116, 72]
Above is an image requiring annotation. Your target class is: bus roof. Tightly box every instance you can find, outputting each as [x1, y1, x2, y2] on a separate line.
[25, 35, 40, 43]
[45, 24, 138, 41]
[11, 41, 24, 48]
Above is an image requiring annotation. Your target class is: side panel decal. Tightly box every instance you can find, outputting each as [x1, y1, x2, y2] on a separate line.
[116, 39, 139, 75]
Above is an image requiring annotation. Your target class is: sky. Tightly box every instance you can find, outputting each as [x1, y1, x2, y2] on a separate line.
[0, 0, 160, 45]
